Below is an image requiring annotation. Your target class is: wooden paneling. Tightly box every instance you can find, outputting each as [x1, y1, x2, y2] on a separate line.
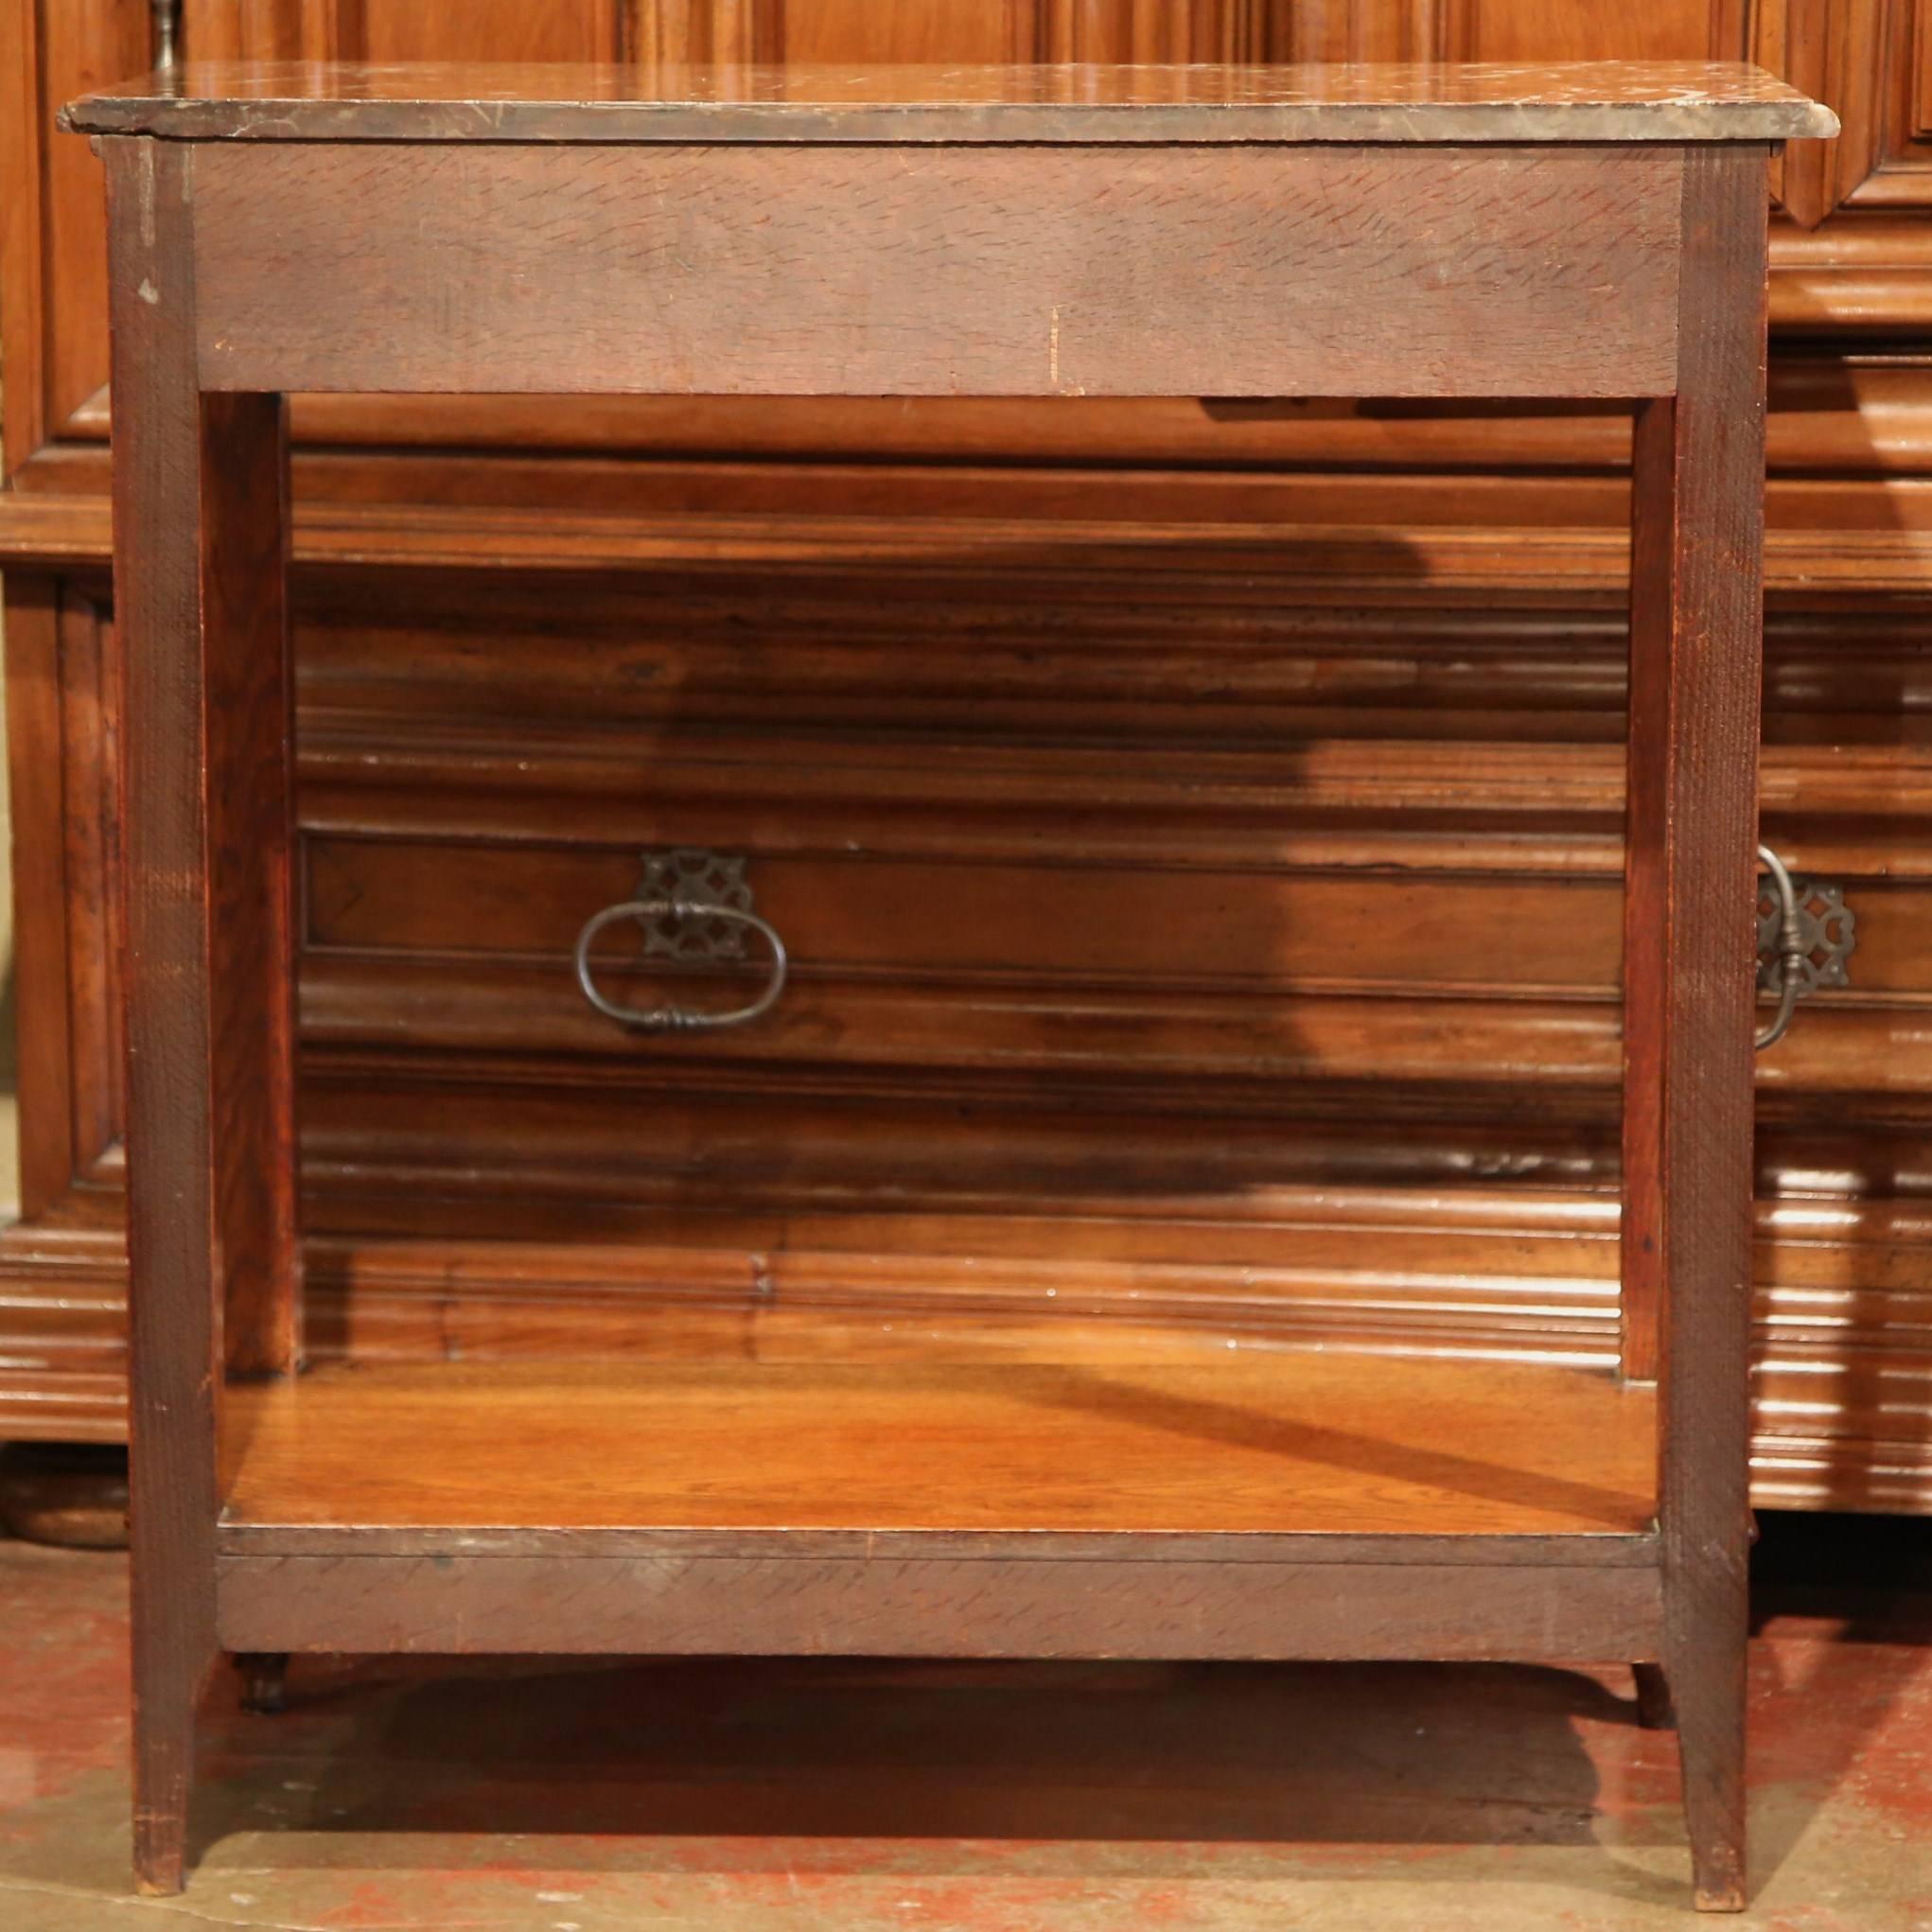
[0, 579, 121, 1214]
[9, 511, 1932, 1498]
[0, 0, 47, 476]
[1449, 0, 1721, 62]
[683, 1, 1261, 65]
[1262, 0, 1724, 62]
[330, 0, 624, 64]
[181, 0, 1261, 72]
[6, 0, 1932, 1514]
[17, 0, 146, 445]
[0, 584, 78, 1222]
[1757, 0, 1932, 224]
[775, 0, 1036, 64]
[185, 0, 626, 62]
[313, 843, 1626, 993]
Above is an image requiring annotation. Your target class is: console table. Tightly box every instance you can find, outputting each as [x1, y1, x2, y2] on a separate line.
[62, 60, 1835, 1908]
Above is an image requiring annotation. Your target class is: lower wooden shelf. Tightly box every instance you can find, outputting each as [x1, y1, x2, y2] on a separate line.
[212, 1354, 1663, 1662]
[220, 1351, 1656, 1546]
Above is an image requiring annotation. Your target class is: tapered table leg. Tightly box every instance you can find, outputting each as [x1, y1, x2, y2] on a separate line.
[106, 137, 299, 1895]
[1625, 145, 1768, 1915]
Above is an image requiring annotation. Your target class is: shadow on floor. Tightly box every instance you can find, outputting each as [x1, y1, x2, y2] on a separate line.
[185, 1651, 1681, 1891]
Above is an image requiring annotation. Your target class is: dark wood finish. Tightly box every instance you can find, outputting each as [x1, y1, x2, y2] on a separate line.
[200, 393, 301, 1379]
[1634, 1659, 1677, 1730]
[1622, 393, 1672, 1389]
[186, 141, 1683, 398]
[215, 1552, 1667, 1662]
[71, 59, 1820, 1907]
[0, 1442, 127, 1547]
[104, 135, 218, 1901]
[233, 1652, 288, 1714]
[1638, 144, 1771, 1917]
[102, 138, 301, 1894]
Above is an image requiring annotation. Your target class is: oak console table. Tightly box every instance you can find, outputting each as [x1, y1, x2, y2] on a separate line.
[63, 60, 1835, 1908]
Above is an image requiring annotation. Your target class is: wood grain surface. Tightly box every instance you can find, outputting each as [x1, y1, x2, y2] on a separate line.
[0, 581, 78, 1224]
[219, 1355, 1657, 1539]
[214, 1549, 1666, 1662]
[104, 136, 218, 1898]
[189, 142, 1683, 397]
[106, 134, 306, 1892]
[200, 392, 301, 1379]
[1633, 143, 1768, 1915]
[1622, 391, 1672, 1387]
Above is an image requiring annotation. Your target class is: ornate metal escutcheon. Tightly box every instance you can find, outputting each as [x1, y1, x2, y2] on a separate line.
[1754, 850, 1855, 1051]
[574, 849, 788, 1034]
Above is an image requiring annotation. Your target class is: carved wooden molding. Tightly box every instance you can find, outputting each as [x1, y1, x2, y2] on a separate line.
[4, 1191, 1927, 1516]
[1754, 0, 1932, 227]
[1051, 0, 1267, 64]
[631, 2, 1269, 67]
[21, 480, 1932, 594]
[182, 2, 1271, 79]
[0, 582, 122, 1218]
[16, 0, 1932, 479]
[1260, 0, 1452, 63]
[629, 0, 771, 67]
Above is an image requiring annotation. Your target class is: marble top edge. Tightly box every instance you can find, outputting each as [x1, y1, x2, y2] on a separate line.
[61, 60, 1839, 143]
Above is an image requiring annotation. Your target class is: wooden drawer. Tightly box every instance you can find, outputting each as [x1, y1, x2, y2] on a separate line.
[304, 741, 1628, 1098]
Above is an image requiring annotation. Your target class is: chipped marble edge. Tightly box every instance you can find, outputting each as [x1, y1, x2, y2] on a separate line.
[59, 95, 1841, 144]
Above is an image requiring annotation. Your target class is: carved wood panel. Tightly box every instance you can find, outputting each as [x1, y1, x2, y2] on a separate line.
[1262, 0, 1734, 61]
[1, 0, 145, 460]
[328, 0, 624, 64]
[4, 0, 1924, 471]
[188, 0, 1262, 68]
[0, 577, 122, 1216]
[1746, 0, 1932, 229]
[6, 0, 1932, 1513]
[187, 0, 628, 61]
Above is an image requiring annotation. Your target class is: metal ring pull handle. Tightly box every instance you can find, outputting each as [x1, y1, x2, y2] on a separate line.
[574, 898, 788, 1033]
[1756, 845, 1803, 1052]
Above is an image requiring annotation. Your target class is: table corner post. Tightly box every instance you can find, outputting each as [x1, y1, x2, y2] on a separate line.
[1627, 140, 1769, 1916]
[106, 130, 301, 1896]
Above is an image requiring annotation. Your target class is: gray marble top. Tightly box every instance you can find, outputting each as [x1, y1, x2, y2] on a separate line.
[61, 60, 1838, 145]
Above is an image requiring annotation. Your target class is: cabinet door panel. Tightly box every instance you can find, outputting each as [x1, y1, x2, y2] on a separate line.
[774, 0, 1033, 64]
[33, 0, 148, 437]
[643, 0, 1255, 65]
[1261, 1, 1722, 64]
[1450, 0, 1717, 63]
[331, 0, 623, 63]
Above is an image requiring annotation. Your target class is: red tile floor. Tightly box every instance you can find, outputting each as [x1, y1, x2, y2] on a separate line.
[0, 1512, 1927, 1930]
